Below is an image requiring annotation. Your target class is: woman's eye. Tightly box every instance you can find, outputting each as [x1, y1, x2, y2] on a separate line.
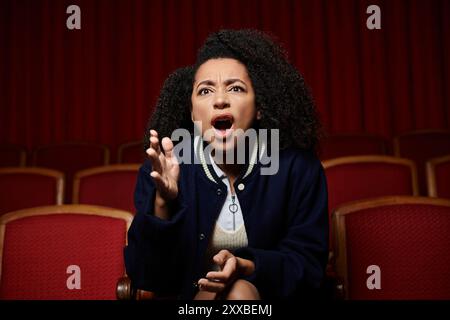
[198, 88, 211, 95]
[230, 86, 245, 92]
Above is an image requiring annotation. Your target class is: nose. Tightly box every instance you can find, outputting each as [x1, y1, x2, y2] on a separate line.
[213, 91, 230, 110]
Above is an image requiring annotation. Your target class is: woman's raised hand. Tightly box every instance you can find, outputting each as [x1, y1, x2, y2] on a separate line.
[146, 130, 180, 201]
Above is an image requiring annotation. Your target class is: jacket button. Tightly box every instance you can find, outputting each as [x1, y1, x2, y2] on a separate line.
[199, 233, 205, 240]
[193, 281, 198, 288]
[216, 189, 222, 196]
[237, 183, 245, 191]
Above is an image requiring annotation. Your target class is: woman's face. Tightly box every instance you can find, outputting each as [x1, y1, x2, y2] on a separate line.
[191, 58, 258, 153]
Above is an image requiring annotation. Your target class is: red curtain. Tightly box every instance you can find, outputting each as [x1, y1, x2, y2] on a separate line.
[1, 0, 449, 153]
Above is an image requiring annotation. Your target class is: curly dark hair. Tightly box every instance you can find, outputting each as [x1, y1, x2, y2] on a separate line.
[145, 29, 321, 151]
[144, 66, 194, 150]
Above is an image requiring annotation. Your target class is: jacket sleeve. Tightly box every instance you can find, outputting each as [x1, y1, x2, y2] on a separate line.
[124, 161, 186, 295]
[234, 153, 329, 299]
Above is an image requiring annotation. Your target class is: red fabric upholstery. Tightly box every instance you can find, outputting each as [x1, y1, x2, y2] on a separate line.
[325, 158, 416, 253]
[32, 144, 109, 203]
[395, 131, 450, 195]
[76, 167, 138, 213]
[432, 158, 450, 198]
[0, 170, 61, 216]
[326, 161, 416, 213]
[343, 203, 450, 299]
[0, 210, 129, 299]
[118, 142, 144, 164]
[320, 135, 387, 160]
[0, 145, 26, 167]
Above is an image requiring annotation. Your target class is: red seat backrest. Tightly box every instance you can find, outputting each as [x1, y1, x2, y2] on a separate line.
[394, 130, 450, 195]
[0, 168, 63, 216]
[0, 145, 27, 167]
[73, 165, 139, 213]
[427, 155, 450, 199]
[334, 196, 450, 300]
[320, 134, 388, 160]
[0, 205, 133, 300]
[117, 141, 145, 164]
[32, 143, 110, 203]
[324, 156, 418, 213]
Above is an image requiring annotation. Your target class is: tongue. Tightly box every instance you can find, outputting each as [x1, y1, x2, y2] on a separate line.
[216, 128, 227, 135]
[214, 125, 231, 137]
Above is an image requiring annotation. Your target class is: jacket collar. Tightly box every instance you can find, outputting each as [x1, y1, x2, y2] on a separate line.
[193, 135, 265, 185]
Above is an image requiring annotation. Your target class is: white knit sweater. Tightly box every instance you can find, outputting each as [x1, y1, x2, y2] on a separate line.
[204, 223, 249, 271]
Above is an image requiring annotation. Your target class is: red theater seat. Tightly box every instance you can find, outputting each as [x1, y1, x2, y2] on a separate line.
[323, 155, 419, 214]
[427, 155, 450, 198]
[394, 130, 450, 195]
[32, 143, 110, 203]
[0, 145, 27, 167]
[117, 141, 144, 164]
[323, 155, 419, 261]
[320, 134, 388, 160]
[73, 164, 139, 213]
[333, 196, 450, 300]
[0, 167, 64, 216]
[0, 205, 133, 300]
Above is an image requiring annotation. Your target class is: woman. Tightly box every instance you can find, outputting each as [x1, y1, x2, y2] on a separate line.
[124, 29, 328, 300]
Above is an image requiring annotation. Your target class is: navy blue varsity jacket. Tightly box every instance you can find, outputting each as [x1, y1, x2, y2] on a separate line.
[124, 138, 329, 299]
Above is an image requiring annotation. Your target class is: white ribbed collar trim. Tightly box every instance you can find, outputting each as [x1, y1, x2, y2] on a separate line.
[194, 135, 265, 184]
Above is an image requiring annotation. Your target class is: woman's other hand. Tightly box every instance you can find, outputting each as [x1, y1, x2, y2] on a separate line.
[197, 250, 255, 293]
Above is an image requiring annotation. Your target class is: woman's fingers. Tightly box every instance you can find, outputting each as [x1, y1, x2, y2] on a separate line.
[221, 258, 237, 283]
[146, 147, 163, 174]
[150, 136, 161, 155]
[161, 137, 176, 161]
[197, 251, 238, 294]
[205, 250, 238, 285]
[149, 130, 161, 156]
[198, 278, 226, 293]
[147, 131, 180, 200]
[150, 171, 166, 191]
[213, 250, 232, 267]
[205, 271, 228, 282]
[207, 257, 236, 282]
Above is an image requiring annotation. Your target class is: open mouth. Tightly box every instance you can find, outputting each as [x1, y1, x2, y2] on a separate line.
[211, 114, 234, 137]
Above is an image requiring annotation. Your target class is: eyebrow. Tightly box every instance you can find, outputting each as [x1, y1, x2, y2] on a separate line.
[196, 78, 246, 89]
